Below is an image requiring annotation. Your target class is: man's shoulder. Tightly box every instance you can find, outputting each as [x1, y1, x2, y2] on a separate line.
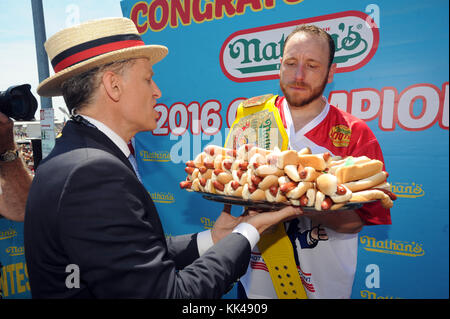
[327, 104, 372, 131]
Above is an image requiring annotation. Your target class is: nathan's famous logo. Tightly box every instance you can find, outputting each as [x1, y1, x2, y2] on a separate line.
[140, 150, 171, 162]
[200, 217, 215, 229]
[360, 236, 425, 257]
[150, 191, 175, 204]
[391, 182, 425, 198]
[329, 125, 351, 147]
[6, 246, 24, 257]
[220, 11, 379, 82]
[0, 228, 17, 241]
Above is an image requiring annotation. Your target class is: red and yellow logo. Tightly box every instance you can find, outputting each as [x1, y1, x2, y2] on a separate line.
[329, 125, 351, 147]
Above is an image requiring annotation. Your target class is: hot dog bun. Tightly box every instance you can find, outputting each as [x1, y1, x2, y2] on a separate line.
[224, 180, 243, 197]
[335, 159, 383, 184]
[316, 174, 337, 196]
[284, 164, 301, 182]
[265, 187, 288, 203]
[298, 153, 330, 171]
[255, 164, 285, 177]
[242, 184, 266, 201]
[286, 182, 314, 199]
[258, 175, 279, 191]
[349, 189, 393, 209]
[343, 171, 387, 192]
[276, 150, 300, 169]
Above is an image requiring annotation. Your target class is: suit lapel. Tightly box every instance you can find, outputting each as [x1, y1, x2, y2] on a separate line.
[65, 121, 137, 177]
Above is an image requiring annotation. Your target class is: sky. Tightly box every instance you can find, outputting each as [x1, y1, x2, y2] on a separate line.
[0, 0, 124, 121]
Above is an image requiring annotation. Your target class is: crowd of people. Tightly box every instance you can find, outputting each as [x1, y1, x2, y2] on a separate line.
[17, 142, 35, 174]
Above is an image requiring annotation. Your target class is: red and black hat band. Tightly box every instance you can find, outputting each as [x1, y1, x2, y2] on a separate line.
[51, 33, 144, 73]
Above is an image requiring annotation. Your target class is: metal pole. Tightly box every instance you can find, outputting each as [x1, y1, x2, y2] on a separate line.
[31, 0, 55, 158]
[31, 0, 52, 109]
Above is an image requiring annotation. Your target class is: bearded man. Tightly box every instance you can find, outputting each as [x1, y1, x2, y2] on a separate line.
[237, 24, 391, 299]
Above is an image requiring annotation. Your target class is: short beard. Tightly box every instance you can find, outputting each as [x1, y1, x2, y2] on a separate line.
[280, 72, 328, 108]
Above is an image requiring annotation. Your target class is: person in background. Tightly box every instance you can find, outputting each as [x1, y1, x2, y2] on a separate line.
[237, 24, 392, 299]
[0, 111, 32, 222]
[24, 17, 303, 299]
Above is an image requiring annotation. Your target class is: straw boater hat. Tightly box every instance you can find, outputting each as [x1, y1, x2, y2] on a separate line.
[37, 17, 168, 97]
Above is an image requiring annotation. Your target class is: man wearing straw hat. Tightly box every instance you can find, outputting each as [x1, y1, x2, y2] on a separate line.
[23, 17, 302, 298]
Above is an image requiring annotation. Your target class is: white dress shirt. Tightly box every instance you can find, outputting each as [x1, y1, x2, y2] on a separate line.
[79, 115, 259, 255]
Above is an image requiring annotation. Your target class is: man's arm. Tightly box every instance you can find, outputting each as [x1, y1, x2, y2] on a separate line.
[302, 209, 364, 233]
[0, 112, 32, 221]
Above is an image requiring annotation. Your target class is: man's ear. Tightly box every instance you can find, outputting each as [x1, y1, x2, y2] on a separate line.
[101, 71, 122, 102]
[327, 63, 337, 84]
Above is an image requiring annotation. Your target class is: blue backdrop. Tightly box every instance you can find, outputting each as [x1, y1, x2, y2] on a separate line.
[120, 0, 449, 299]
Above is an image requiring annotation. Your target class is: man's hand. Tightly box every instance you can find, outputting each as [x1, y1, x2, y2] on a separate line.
[211, 204, 245, 243]
[242, 206, 303, 235]
[0, 112, 16, 153]
[211, 204, 303, 243]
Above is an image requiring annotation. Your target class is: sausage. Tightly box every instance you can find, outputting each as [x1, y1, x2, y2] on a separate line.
[298, 169, 307, 179]
[321, 197, 333, 210]
[373, 188, 397, 201]
[186, 160, 195, 168]
[323, 152, 331, 162]
[185, 166, 195, 174]
[231, 181, 240, 190]
[214, 169, 224, 176]
[223, 161, 232, 170]
[199, 178, 207, 187]
[299, 194, 308, 206]
[248, 184, 257, 193]
[199, 167, 208, 174]
[280, 182, 298, 194]
[239, 162, 249, 170]
[213, 180, 225, 191]
[179, 181, 192, 189]
[336, 184, 347, 195]
[269, 185, 278, 197]
[251, 175, 262, 186]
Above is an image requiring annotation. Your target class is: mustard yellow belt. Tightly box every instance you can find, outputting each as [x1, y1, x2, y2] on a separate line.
[226, 94, 307, 299]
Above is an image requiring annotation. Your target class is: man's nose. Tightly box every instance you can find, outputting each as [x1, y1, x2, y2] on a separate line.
[152, 81, 162, 99]
[294, 64, 306, 82]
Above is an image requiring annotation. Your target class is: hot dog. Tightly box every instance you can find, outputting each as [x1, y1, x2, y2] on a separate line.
[242, 183, 266, 201]
[224, 180, 243, 197]
[265, 186, 288, 203]
[298, 166, 322, 182]
[316, 173, 353, 203]
[257, 175, 279, 191]
[248, 152, 267, 170]
[286, 182, 314, 200]
[343, 171, 388, 192]
[276, 150, 300, 169]
[182, 146, 394, 212]
[298, 152, 331, 171]
[349, 189, 394, 209]
[255, 164, 285, 177]
[284, 164, 301, 182]
[212, 168, 233, 185]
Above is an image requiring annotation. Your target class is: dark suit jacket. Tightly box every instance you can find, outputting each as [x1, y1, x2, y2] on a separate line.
[24, 120, 250, 298]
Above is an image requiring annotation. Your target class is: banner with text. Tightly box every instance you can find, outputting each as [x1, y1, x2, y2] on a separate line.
[120, 0, 449, 299]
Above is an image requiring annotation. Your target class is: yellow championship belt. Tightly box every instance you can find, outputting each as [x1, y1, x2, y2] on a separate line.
[225, 94, 307, 299]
